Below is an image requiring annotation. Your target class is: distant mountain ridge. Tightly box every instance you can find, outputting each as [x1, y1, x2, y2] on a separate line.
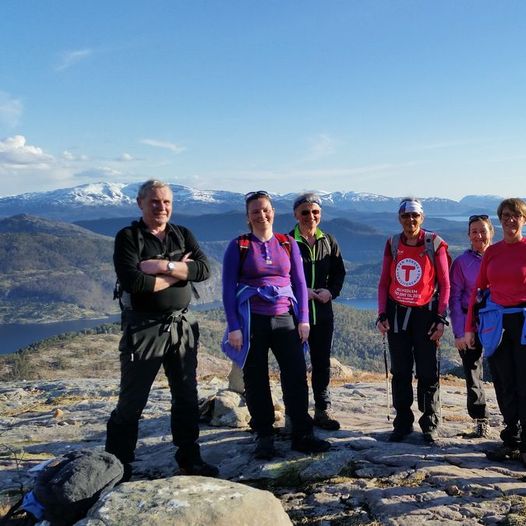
[0, 182, 509, 221]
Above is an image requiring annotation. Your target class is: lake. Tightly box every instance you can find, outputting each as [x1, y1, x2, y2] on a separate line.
[0, 316, 120, 356]
[337, 298, 376, 310]
[0, 299, 375, 356]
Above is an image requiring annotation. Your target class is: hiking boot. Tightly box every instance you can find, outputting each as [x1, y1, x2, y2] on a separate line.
[291, 433, 331, 454]
[475, 419, 490, 438]
[388, 427, 413, 442]
[120, 463, 133, 484]
[500, 425, 521, 449]
[281, 414, 293, 437]
[485, 444, 521, 462]
[254, 436, 276, 460]
[314, 408, 341, 431]
[179, 460, 219, 478]
[423, 430, 438, 444]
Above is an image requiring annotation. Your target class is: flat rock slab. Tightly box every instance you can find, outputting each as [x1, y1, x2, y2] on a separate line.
[78, 476, 292, 526]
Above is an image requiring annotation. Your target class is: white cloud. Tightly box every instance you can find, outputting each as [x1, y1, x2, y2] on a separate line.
[140, 138, 186, 154]
[0, 135, 54, 166]
[55, 49, 93, 71]
[411, 138, 497, 152]
[62, 150, 88, 161]
[116, 152, 136, 161]
[0, 91, 23, 127]
[306, 133, 336, 161]
[73, 166, 123, 180]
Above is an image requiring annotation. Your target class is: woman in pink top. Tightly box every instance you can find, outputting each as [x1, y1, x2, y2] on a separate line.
[465, 198, 526, 463]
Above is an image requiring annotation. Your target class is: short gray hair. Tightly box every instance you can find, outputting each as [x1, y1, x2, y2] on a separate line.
[137, 179, 172, 200]
[293, 192, 322, 210]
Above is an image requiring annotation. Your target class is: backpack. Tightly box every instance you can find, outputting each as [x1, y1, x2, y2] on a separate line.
[237, 232, 292, 269]
[390, 230, 452, 287]
[2, 450, 123, 526]
[389, 231, 451, 323]
[113, 221, 198, 309]
[390, 230, 451, 269]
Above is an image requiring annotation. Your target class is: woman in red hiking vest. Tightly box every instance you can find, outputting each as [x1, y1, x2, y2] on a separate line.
[377, 197, 450, 444]
[465, 198, 526, 464]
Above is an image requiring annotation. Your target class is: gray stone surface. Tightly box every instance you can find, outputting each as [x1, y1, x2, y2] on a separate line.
[2, 372, 526, 525]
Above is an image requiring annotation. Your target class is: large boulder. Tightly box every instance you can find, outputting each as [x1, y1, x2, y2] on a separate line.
[328, 357, 353, 382]
[227, 363, 245, 394]
[77, 476, 292, 526]
[210, 389, 251, 428]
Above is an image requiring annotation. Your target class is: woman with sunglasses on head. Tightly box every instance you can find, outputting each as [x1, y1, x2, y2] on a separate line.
[465, 198, 526, 463]
[289, 192, 346, 431]
[222, 190, 330, 460]
[376, 197, 450, 444]
[449, 214, 494, 437]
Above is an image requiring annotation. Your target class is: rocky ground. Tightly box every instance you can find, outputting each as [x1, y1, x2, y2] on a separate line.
[1, 355, 526, 525]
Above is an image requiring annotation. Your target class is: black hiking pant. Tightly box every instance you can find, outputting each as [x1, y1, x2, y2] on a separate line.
[386, 300, 440, 434]
[308, 318, 334, 411]
[243, 313, 313, 438]
[488, 312, 526, 451]
[459, 337, 489, 421]
[105, 310, 201, 467]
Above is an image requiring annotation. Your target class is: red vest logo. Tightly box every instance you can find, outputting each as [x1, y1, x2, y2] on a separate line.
[395, 257, 422, 287]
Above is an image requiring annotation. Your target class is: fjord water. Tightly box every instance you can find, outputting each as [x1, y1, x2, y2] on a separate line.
[0, 299, 376, 355]
[0, 316, 119, 355]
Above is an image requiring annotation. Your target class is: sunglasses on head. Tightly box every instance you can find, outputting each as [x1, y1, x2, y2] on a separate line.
[245, 190, 271, 202]
[468, 214, 489, 224]
[400, 212, 421, 219]
[300, 209, 321, 216]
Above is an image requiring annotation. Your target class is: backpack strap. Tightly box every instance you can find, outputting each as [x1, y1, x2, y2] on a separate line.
[114, 222, 144, 310]
[390, 231, 447, 313]
[390, 234, 400, 260]
[130, 221, 145, 259]
[424, 231, 436, 266]
[391, 231, 443, 266]
[237, 232, 292, 270]
[274, 232, 292, 257]
[167, 223, 200, 300]
[237, 233, 251, 269]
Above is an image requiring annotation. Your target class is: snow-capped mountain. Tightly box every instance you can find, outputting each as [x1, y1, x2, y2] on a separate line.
[0, 182, 506, 221]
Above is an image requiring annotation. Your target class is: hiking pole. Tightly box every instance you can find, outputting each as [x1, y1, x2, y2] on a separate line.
[436, 338, 442, 426]
[383, 334, 391, 421]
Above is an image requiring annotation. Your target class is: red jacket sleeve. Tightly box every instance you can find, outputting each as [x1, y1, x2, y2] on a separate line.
[434, 244, 450, 316]
[377, 239, 392, 315]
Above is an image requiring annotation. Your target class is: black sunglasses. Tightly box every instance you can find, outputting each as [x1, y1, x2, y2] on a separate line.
[468, 214, 489, 224]
[301, 209, 320, 216]
[400, 212, 421, 219]
[245, 190, 271, 202]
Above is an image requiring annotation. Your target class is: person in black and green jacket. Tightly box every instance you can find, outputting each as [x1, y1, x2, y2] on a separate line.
[290, 192, 346, 430]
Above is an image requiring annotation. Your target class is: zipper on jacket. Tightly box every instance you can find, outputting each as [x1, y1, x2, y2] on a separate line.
[298, 237, 318, 326]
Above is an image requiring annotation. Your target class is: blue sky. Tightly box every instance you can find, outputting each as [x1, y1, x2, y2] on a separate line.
[1, 1, 525, 199]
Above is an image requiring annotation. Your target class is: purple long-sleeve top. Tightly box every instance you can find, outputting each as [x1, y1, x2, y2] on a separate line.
[222, 233, 309, 332]
[449, 249, 482, 338]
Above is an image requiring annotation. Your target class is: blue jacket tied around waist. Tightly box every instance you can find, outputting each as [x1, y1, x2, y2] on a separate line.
[477, 291, 526, 357]
[221, 284, 307, 368]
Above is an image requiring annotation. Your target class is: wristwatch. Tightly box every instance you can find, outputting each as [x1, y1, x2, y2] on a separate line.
[167, 261, 176, 272]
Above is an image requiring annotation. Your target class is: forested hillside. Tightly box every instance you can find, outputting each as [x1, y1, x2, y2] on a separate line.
[1, 304, 459, 380]
[0, 215, 220, 323]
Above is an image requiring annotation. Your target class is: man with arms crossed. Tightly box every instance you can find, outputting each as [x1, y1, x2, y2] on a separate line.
[106, 179, 218, 480]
